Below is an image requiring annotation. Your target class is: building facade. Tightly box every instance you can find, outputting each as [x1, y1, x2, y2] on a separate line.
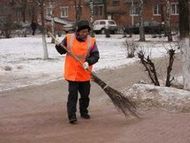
[45, 0, 180, 28]
[1, 0, 188, 32]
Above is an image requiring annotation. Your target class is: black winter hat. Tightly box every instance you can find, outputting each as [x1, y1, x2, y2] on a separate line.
[76, 20, 91, 32]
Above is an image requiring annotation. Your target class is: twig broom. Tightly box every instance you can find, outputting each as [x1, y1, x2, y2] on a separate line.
[48, 32, 139, 118]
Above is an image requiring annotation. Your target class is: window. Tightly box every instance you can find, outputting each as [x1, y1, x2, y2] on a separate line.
[153, 4, 161, 15]
[112, 0, 120, 6]
[61, 7, 68, 18]
[94, 5, 103, 16]
[130, 3, 139, 16]
[108, 21, 116, 25]
[46, 7, 52, 17]
[171, 3, 179, 15]
[100, 21, 106, 25]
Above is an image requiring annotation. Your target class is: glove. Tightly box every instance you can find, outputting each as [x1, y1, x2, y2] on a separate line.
[55, 44, 66, 55]
[83, 62, 89, 70]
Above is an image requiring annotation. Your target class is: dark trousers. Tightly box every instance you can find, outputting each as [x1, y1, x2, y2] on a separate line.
[67, 81, 90, 120]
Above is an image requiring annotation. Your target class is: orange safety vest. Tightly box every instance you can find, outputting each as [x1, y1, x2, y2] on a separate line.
[64, 33, 95, 81]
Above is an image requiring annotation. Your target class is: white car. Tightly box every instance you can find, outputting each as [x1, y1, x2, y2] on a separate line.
[93, 19, 118, 34]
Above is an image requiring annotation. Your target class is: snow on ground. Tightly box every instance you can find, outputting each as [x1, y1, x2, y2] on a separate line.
[0, 34, 179, 92]
[123, 84, 190, 112]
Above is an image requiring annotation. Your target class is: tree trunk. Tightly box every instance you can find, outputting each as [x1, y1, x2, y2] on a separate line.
[103, 0, 107, 19]
[50, 2, 55, 43]
[179, 0, 190, 90]
[89, 0, 95, 37]
[21, 0, 27, 23]
[165, 0, 173, 42]
[160, 0, 165, 22]
[74, 0, 82, 23]
[51, 17, 55, 43]
[165, 49, 175, 87]
[78, 0, 82, 22]
[139, 0, 145, 41]
[161, 0, 171, 40]
[40, 2, 49, 60]
[31, 2, 37, 22]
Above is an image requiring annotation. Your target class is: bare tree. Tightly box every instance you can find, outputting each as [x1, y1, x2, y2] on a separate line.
[138, 50, 160, 86]
[103, 0, 107, 19]
[0, 2, 21, 38]
[123, 39, 138, 58]
[73, 0, 82, 23]
[30, 3, 38, 22]
[178, 0, 190, 90]
[161, 0, 172, 41]
[89, 0, 95, 37]
[48, 1, 56, 43]
[8, 0, 28, 23]
[130, 0, 145, 41]
[138, 0, 145, 41]
[34, 0, 49, 60]
[138, 48, 176, 87]
[165, 49, 175, 87]
[20, 0, 27, 23]
[165, 0, 172, 41]
[0, 15, 15, 38]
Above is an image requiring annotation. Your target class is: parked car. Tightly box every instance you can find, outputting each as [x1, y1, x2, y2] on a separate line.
[124, 20, 164, 34]
[93, 19, 118, 34]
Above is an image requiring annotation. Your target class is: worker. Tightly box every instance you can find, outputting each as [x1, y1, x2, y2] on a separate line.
[55, 20, 99, 124]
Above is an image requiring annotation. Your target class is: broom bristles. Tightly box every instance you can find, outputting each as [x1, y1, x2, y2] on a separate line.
[92, 72, 139, 118]
[104, 87, 139, 118]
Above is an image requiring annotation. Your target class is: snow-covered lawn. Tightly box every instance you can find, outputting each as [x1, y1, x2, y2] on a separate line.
[1, 34, 190, 112]
[124, 84, 190, 112]
[0, 34, 180, 92]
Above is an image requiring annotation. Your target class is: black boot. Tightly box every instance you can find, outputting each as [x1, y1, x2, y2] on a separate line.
[81, 113, 90, 119]
[79, 98, 90, 119]
[69, 114, 77, 124]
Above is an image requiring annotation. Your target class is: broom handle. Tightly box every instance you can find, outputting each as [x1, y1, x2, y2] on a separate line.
[48, 32, 93, 73]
